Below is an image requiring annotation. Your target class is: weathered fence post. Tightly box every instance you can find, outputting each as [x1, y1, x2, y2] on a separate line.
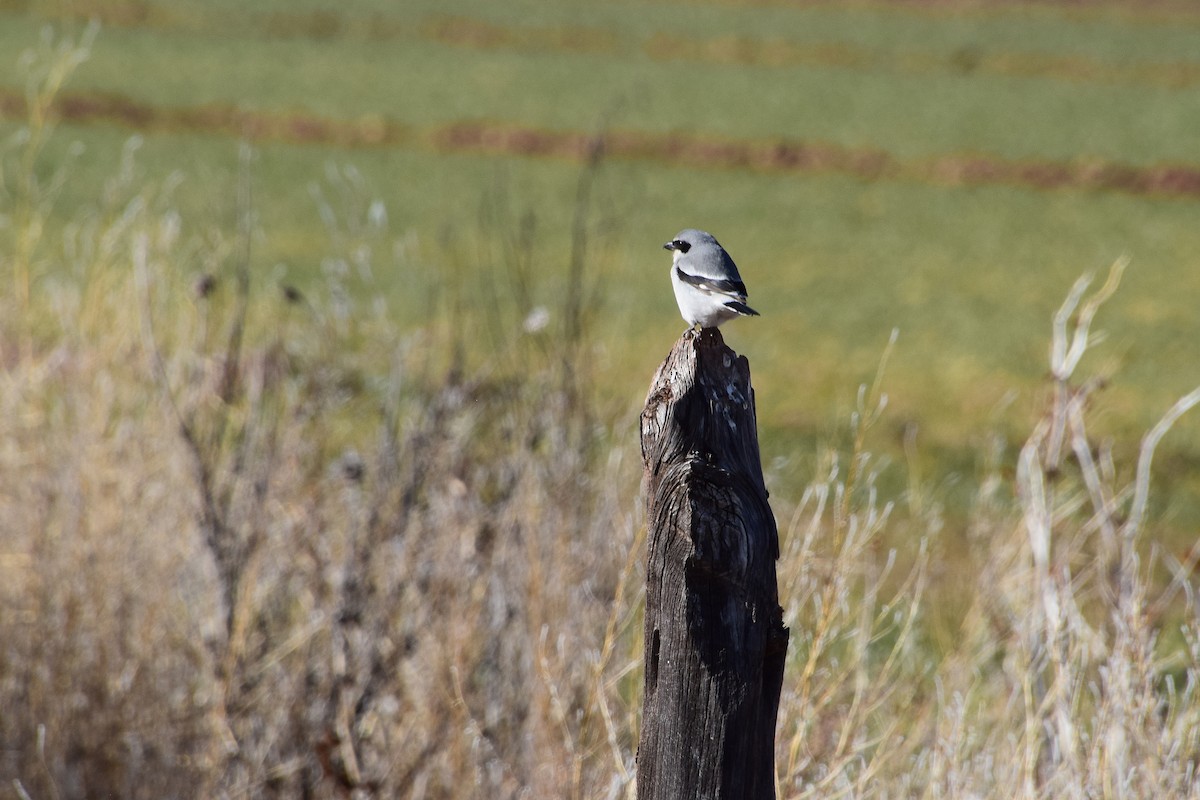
[638, 328, 789, 800]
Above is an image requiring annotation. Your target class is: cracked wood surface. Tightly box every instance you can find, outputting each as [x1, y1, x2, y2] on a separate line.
[638, 328, 789, 800]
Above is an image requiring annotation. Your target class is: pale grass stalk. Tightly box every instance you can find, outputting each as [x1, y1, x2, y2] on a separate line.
[35, 724, 60, 800]
[536, 625, 581, 776]
[792, 358, 896, 722]
[1123, 386, 1200, 545]
[776, 330, 933, 800]
[1006, 259, 1200, 800]
[2, 24, 97, 363]
[587, 516, 645, 787]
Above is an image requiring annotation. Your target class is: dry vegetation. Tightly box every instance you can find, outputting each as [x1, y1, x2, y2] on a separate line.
[3, 29, 1200, 800]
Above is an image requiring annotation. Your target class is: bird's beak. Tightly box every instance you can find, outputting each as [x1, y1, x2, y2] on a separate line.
[663, 241, 675, 251]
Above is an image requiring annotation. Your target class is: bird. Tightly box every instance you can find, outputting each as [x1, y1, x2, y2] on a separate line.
[663, 228, 759, 331]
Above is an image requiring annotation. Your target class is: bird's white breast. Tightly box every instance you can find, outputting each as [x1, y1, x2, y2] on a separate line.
[670, 268, 740, 329]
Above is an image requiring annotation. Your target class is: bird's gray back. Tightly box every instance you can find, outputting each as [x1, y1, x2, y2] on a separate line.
[681, 237, 743, 284]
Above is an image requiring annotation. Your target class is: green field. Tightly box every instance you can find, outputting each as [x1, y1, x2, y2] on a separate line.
[5, 1, 1200, 456]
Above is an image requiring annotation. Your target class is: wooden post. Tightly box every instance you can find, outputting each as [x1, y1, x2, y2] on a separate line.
[638, 328, 789, 800]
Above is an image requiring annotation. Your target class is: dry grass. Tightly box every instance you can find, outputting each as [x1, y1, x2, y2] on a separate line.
[2, 29, 1200, 800]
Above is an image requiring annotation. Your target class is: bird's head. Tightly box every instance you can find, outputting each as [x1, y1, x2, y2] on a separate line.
[663, 229, 718, 259]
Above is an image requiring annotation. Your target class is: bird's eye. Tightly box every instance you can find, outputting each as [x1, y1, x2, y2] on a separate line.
[672, 240, 690, 253]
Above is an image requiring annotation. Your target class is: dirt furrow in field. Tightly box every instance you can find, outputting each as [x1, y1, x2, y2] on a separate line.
[4, 88, 1199, 200]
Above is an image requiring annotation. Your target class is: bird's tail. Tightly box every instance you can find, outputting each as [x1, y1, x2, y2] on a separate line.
[725, 301, 760, 317]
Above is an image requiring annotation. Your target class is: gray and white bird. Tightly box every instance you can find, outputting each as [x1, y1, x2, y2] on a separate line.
[664, 228, 759, 330]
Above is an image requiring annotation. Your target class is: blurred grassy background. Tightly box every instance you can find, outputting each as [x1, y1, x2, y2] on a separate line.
[4, 1, 1200, 527]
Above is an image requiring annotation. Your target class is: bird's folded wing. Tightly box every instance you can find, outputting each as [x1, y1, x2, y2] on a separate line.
[674, 266, 748, 299]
